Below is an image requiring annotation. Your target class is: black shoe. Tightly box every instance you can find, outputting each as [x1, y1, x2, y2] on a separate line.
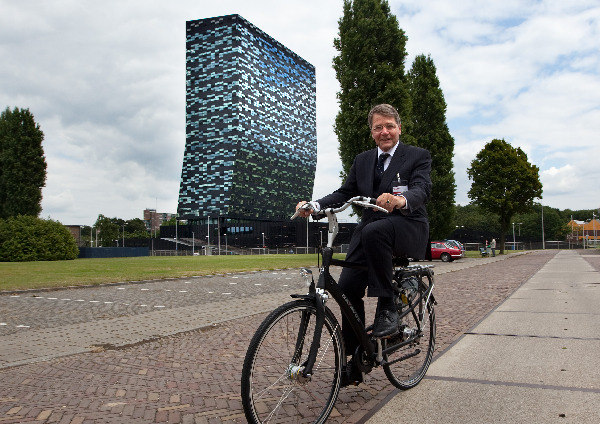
[372, 309, 399, 338]
[340, 359, 363, 387]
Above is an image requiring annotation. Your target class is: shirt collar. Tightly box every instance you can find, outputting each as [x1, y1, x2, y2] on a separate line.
[377, 141, 399, 157]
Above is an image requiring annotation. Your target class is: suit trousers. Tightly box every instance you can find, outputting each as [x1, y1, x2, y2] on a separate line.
[338, 217, 396, 355]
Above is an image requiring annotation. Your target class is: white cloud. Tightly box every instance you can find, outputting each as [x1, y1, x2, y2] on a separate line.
[1, 0, 599, 226]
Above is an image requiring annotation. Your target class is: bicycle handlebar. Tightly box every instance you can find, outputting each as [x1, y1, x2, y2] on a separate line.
[291, 196, 389, 220]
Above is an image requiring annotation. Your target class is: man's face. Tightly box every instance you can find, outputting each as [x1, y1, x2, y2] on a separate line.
[370, 113, 401, 152]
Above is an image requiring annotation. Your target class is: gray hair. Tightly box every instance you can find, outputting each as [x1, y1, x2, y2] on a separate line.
[368, 104, 401, 128]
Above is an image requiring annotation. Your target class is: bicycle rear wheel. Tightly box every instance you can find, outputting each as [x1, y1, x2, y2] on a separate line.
[383, 298, 435, 390]
[241, 299, 343, 424]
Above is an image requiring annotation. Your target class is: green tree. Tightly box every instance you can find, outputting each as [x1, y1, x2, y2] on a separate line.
[0, 107, 47, 218]
[333, 0, 411, 181]
[455, 203, 501, 238]
[125, 218, 149, 239]
[408, 55, 456, 239]
[161, 216, 177, 226]
[94, 214, 120, 247]
[467, 139, 543, 253]
[0, 215, 78, 261]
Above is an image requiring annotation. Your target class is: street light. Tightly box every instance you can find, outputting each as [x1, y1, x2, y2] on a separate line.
[175, 214, 178, 254]
[593, 213, 598, 247]
[512, 222, 516, 251]
[192, 231, 195, 255]
[262, 232, 265, 250]
[541, 203, 545, 249]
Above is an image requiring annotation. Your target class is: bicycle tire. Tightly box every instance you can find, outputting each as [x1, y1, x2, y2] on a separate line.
[241, 299, 343, 424]
[383, 297, 436, 390]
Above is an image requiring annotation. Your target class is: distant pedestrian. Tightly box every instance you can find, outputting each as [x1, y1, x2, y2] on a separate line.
[490, 238, 496, 257]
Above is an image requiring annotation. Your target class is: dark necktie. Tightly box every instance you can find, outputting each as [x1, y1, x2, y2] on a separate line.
[376, 153, 390, 178]
[374, 153, 390, 188]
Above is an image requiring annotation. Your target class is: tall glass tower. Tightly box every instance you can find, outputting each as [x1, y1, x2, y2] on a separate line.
[178, 14, 317, 221]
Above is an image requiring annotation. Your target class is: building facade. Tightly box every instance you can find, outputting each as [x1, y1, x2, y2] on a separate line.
[178, 14, 317, 223]
[144, 209, 174, 234]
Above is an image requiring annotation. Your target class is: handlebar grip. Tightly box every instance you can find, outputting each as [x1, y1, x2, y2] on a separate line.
[291, 202, 313, 220]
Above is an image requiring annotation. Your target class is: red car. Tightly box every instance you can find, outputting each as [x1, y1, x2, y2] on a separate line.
[430, 241, 464, 262]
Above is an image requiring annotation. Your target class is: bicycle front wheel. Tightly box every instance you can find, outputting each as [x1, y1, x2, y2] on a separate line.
[241, 299, 343, 424]
[383, 299, 436, 390]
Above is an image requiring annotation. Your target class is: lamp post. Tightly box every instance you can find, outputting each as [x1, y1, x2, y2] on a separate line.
[192, 231, 195, 255]
[306, 216, 309, 253]
[122, 225, 125, 247]
[540, 202, 545, 249]
[593, 213, 598, 247]
[262, 232, 265, 252]
[512, 222, 516, 251]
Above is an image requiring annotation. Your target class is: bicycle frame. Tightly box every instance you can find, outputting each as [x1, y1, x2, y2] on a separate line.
[292, 197, 435, 379]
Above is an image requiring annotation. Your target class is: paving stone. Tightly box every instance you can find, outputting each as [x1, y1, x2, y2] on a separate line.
[0, 251, 560, 423]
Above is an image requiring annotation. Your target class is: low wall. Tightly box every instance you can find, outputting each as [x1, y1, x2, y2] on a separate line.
[78, 247, 150, 258]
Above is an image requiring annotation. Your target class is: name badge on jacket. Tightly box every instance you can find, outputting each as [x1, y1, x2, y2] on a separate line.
[393, 177, 408, 195]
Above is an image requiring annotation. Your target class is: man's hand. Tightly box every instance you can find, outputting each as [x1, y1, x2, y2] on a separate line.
[376, 194, 405, 213]
[295, 201, 313, 218]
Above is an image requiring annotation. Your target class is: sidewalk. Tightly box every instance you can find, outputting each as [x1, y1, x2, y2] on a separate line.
[366, 250, 600, 423]
[1, 250, 591, 423]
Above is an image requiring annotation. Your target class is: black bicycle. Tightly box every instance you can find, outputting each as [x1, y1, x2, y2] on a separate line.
[241, 196, 436, 424]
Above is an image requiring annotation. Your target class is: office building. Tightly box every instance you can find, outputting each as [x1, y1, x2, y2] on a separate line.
[178, 14, 317, 224]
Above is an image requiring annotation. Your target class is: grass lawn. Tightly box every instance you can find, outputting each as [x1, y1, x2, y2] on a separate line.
[0, 254, 327, 292]
[0, 251, 510, 292]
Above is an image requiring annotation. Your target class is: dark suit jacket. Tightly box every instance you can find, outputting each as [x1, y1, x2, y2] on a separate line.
[317, 141, 432, 259]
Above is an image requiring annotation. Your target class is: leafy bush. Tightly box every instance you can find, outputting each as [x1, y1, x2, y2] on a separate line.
[0, 215, 79, 261]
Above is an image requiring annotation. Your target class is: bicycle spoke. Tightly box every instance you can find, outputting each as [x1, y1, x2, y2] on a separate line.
[242, 300, 342, 424]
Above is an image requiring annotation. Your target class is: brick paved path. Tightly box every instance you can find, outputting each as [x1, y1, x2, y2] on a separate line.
[0, 251, 559, 423]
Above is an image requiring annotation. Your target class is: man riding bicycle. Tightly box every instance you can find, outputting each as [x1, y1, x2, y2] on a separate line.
[296, 104, 432, 382]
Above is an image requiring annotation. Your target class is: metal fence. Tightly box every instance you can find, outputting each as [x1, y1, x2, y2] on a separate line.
[150, 244, 351, 256]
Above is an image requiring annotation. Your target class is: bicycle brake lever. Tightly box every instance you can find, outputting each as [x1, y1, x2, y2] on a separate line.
[353, 200, 388, 213]
[291, 203, 314, 220]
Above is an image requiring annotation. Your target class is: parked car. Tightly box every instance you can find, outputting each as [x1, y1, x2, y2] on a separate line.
[430, 241, 464, 262]
[444, 239, 465, 253]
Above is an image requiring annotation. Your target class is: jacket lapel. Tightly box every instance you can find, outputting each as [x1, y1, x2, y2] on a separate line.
[377, 142, 405, 192]
[365, 149, 378, 193]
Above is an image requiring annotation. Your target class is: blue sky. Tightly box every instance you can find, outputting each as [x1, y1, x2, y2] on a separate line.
[1, 0, 599, 225]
